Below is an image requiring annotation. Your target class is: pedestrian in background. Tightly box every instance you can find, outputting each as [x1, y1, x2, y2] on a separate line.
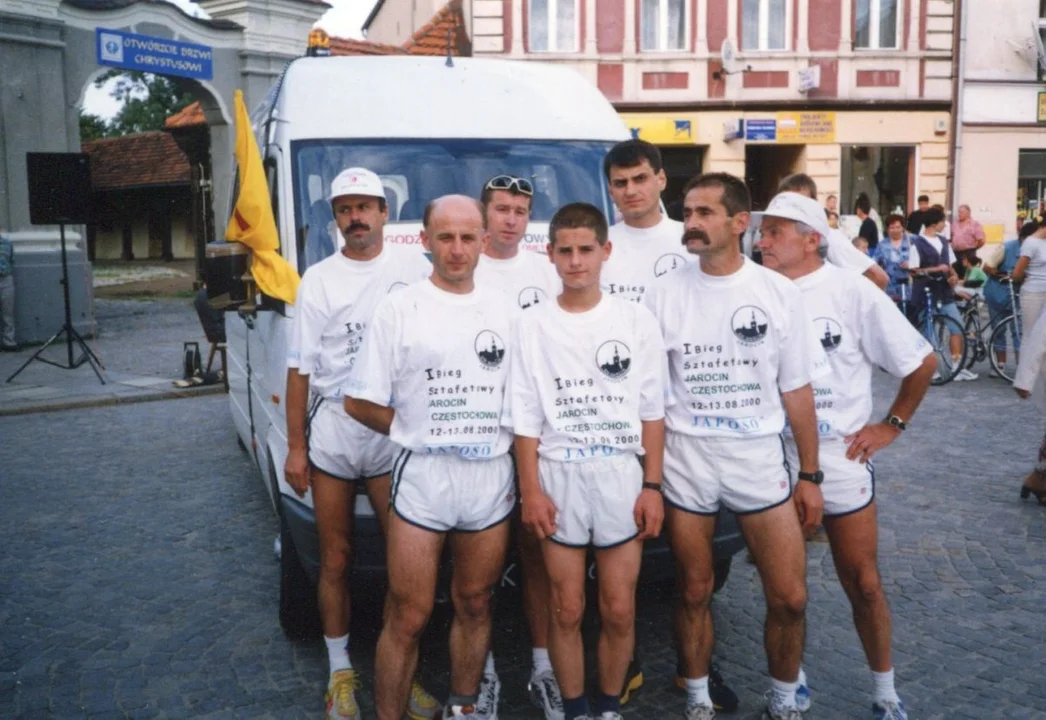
[1013, 305, 1046, 505]
[984, 220, 1037, 370]
[1011, 220, 1046, 333]
[0, 227, 16, 351]
[874, 215, 914, 307]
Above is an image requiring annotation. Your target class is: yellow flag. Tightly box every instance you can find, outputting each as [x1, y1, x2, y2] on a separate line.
[225, 89, 299, 305]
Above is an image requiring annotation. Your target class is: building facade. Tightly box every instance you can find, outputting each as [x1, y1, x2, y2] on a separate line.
[958, 0, 1046, 242]
[366, 0, 956, 214]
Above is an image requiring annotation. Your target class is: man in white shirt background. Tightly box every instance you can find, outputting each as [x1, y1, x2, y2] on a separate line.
[345, 195, 517, 720]
[284, 168, 437, 720]
[645, 172, 828, 720]
[602, 140, 690, 305]
[756, 191, 936, 720]
[473, 173, 562, 718]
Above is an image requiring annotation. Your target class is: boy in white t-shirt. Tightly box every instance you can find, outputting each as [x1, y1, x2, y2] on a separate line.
[345, 195, 516, 720]
[510, 203, 666, 720]
[602, 140, 691, 305]
[284, 167, 436, 720]
[644, 173, 829, 720]
[757, 191, 936, 720]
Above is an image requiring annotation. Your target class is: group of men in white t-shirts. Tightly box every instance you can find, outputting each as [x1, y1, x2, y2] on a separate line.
[285, 139, 937, 720]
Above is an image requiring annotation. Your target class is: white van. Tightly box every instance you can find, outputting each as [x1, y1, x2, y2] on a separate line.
[213, 54, 637, 635]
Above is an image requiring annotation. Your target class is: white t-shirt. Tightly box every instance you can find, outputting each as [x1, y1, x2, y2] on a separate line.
[785, 263, 932, 440]
[602, 216, 691, 304]
[507, 295, 667, 461]
[644, 257, 831, 439]
[474, 251, 561, 311]
[348, 280, 515, 460]
[1019, 237, 1046, 293]
[826, 227, 875, 273]
[287, 244, 431, 399]
[908, 234, 952, 269]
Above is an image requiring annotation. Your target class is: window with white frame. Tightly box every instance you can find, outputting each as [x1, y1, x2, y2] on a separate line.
[855, 0, 900, 49]
[741, 0, 787, 51]
[529, 0, 578, 52]
[640, 0, 686, 51]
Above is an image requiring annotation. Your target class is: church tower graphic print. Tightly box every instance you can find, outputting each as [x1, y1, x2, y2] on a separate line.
[731, 306, 769, 345]
[596, 341, 632, 379]
[475, 330, 506, 369]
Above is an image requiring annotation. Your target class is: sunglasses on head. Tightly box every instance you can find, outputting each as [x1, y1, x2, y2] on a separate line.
[485, 175, 534, 196]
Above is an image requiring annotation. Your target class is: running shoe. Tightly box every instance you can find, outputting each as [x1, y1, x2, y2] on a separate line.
[872, 700, 909, 720]
[444, 704, 478, 717]
[527, 667, 565, 720]
[619, 656, 643, 704]
[794, 676, 811, 712]
[476, 671, 501, 718]
[955, 368, 979, 381]
[761, 707, 803, 720]
[685, 704, 716, 720]
[598, 713, 623, 720]
[406, 680, 441, 720]
[325, 669, 361, 720]
[674, 662, 739, 713]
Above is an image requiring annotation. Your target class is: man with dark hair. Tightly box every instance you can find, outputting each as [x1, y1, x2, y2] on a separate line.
[346, 194, 517, 720]
[757, 189, 935, 720]
[905, 195, 931, 235]
[602, 139, 689, 305]
[512, 201, 666, 720]
[776, 175, 889, 290]
[646, 173, 829, 720]
[284, 167, 436, 720]
[855, 194, 880, 251]
[474, 174, 562, 719]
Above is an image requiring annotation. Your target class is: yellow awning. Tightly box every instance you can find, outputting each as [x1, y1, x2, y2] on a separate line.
[619, 113, 699, 145]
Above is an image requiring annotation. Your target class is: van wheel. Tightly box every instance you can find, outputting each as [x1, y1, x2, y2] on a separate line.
[712, 558, 732, 594]
[279, 514, 322, 641]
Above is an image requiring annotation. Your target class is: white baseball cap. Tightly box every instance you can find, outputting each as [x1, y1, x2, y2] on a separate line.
[751, 191, 831, 243]
[329, 167, 385, 201]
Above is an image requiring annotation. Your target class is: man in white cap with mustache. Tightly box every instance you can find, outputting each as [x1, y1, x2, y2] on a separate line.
[756, 191, 936, 720]
[284, 167, 436, 720]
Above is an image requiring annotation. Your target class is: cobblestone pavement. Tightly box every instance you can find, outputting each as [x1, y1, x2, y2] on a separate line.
[2, 369, 1046, 719]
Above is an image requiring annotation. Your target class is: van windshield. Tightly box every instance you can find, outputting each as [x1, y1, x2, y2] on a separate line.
[292, 139, 616, 271]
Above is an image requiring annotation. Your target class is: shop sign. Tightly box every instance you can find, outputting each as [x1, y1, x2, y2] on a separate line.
[620, 114, 697, 145]
[723, 119, 744, 141]
[746, 119, 777, 141]
[745, 112, 836, 144]
[1037, 92, 1046, 123]
[96, 27, 214, 81]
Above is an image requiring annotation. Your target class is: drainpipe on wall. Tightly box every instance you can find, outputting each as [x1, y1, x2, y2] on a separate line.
[947, 0, 967, 214]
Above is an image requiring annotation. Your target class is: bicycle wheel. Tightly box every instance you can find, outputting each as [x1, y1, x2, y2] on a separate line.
[930, 314, 967, 385]
[988, 314, 1021, 382]
[962, 315, 986, 368]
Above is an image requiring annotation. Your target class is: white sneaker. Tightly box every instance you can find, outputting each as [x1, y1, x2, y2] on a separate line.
[598, 713, 623, 720]
[527, 668, 564, 720]
[475, 671, 500, 718]
[685, 704, 716, 719]
[955, 368, 979, 381]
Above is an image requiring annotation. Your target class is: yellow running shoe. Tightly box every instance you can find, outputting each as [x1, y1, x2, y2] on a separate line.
[406, 679, 441, 720]
[326, 669, 361, 720]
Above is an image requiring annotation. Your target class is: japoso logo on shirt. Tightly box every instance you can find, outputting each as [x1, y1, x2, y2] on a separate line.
[474, 330, 506, 370]
[518, 287, 549, 309]
[596, 341, 632, 380]
[655, 253, 687, 277]
[731, 306, 770, 346]
[816, 317, 843, 353]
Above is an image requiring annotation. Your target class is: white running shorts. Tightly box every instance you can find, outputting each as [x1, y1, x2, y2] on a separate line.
[538, 452, 644, 549]
[784, 438, 875, 517]
[663, 431, 791, 515]
[390, 451, 516, 533]
[306, 397, 396, 482]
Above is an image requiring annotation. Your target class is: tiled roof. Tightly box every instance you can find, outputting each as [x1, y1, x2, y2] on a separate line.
[165, 101, 206, 129]
[82, 132, 191, 190]
[329, 36, 407, 56]
[404, 0, 471, 57]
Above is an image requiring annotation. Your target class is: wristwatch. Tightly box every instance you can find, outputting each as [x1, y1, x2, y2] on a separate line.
[885, 414, 907, 432]
[797, 470, 824, 486]
[642, 482, 663, 493]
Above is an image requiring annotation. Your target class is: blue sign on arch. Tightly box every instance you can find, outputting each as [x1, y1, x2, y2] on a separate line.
[96, 28, 213, 81]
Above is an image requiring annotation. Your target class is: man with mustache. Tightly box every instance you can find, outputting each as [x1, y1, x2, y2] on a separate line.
[284, 168, 436, 720]
[645, 173, 829, 720]
[756, 191, 935, 720]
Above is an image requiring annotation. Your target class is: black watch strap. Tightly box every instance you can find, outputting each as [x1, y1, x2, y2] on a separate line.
[885, 414, 907, 431]
[797, 470, 824, 485]
[642, 482, 663, 493]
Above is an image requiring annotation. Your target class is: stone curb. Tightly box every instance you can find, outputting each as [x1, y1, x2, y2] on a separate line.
[0, 383, 227, 417]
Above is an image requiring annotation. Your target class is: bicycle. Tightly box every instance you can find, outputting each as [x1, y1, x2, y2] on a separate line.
[980, 276, 1022, 382]
[899, 273, 967, 385]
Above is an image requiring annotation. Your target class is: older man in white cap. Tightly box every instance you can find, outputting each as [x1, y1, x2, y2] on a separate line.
[284, 167, 437, 720]
[755, 191, 937, 720]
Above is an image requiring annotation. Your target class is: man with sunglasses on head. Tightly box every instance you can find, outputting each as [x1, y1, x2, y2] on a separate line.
[472, 174, 563, 720]
[285, 168, 438, 720]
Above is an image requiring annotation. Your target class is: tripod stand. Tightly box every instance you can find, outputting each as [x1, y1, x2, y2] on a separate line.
[6, 222, 105, 384]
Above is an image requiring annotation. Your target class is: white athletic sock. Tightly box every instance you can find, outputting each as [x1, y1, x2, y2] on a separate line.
[484, 652, 496, 676]
[684, 676, 712, 708]
[532, 647, 553, 676]
[872, 669, 899, 703]
[770, 677, 798, 710]
[325, 634, 351, 674]
[797, 667, 807, 687]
